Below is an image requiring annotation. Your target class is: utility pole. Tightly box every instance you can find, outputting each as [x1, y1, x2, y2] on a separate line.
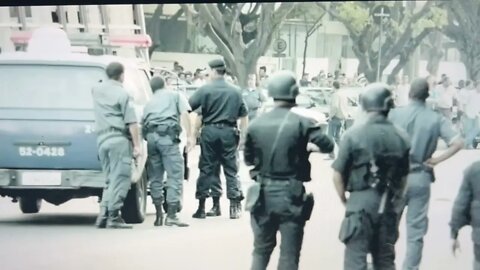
[373, 5, 390, 82]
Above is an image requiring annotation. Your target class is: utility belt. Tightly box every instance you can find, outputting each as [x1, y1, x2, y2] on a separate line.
[348, 160, 403, 215]
[204, 122, 237, 129]
[144, 123, 181, 143]
[96, 127, 131, 146]
[245, 176, 315, 221]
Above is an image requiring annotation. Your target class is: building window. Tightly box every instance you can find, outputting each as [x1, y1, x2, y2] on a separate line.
[9, 7, 32, 18]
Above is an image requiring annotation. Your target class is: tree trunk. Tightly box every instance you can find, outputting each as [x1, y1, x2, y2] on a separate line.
[426, 32, 444, 76]
[302, 35, 308, 76]
[357, 58, 376, 83]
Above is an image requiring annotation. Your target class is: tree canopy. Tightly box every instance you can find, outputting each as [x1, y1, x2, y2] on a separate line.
[443, 0, 480, 80]
[319, 1, 447, 83]
[181, 3, 296, 87]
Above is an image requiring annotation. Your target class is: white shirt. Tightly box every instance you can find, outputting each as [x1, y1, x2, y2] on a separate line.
[434, 85, 456, 109]
[193, 79, 206, 87]
[457, 88, 471, 112]
[464, 91, 480, 118]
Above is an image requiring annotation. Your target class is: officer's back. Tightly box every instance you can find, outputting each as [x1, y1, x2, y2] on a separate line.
[143, 86, 183, 126]
[247, 107, 333, 181]
[388, 80, 459, 173]
[245, 71, 334, 181]
[189, 60, 245, 125]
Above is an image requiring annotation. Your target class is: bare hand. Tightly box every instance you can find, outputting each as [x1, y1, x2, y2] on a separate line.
[133, 146, 142, 159]
[187, 137, 196, 152]
[451, 238, 461, 256]
[307, 142, 320, 152]
[424, 158, 440, 168]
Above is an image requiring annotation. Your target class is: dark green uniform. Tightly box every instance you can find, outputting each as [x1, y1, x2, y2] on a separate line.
[332, 114, 410, 270]
[92, 79, 137, 216]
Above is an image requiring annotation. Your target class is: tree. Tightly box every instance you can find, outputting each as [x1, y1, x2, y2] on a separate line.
[287, 3, 326, 76]
[423, 31, 444, 76]
[146, 4, 185, 57]
[443, 0, 480, 80]
[319, 1, 447, 83]
[181, 3, 296, 88]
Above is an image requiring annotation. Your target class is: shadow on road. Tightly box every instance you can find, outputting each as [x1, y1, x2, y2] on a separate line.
[0, 214, 96, 227]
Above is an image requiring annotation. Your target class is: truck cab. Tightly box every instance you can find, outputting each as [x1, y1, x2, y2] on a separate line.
[0, 28, 153, 223]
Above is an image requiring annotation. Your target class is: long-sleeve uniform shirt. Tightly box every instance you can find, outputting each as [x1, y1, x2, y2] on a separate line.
[244, 106, 334, 181]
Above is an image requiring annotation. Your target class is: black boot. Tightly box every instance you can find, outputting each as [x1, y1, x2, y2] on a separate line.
[95, 206, 108, 229]
[106, 210, 133, 229]
[192, 198, 206, 219]
[229, 200, 241, 219]
[206, 197, 221, 217]
[154, 204, 164, 227]
[165, 203, 189, 227]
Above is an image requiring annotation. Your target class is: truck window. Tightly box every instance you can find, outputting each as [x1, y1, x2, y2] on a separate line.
[0, 65, 105, 109]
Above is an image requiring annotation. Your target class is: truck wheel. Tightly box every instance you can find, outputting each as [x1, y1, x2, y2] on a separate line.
[19, 197, 42, 214]
[121, 172, 147, 224]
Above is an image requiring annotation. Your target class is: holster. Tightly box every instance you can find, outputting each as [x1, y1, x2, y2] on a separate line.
[245, 182, 262, 212]
[148, 124, 181, 143]
[301, 193, 315, 221]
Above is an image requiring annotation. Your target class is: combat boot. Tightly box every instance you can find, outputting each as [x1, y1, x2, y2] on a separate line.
[192, 198, 206, 219]
[154, 204, 164, 227]
[229, 200, 242, 219]
[206, 197, 221, 217]
[106, 210, 133, 229]
[95, 206, 108, 229]
[165, 203, 189, 227]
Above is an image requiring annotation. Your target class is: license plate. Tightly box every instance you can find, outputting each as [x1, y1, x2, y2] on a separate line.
[21, 172, 62, 186]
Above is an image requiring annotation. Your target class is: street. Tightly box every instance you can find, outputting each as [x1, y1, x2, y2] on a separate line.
[0, 147, 478, 270]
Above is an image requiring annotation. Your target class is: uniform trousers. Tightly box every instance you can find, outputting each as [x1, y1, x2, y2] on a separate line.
[250, 181, 305, 270]
[195, 125, 243, 200]
[146, 133, 184, 205]
[400, 171, 432, 270]
[98, 136, 132, 212]
[341, 189, 400, 270]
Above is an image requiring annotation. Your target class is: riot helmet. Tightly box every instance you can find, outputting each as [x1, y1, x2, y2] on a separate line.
[360, 83, 394, 112]
[267, 71, 299, 101]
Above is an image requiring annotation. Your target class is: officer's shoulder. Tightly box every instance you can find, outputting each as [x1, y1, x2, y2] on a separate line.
[290, 107, 326, 124]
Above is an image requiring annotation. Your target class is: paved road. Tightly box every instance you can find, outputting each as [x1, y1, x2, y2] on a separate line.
[0, 148, 478, 270]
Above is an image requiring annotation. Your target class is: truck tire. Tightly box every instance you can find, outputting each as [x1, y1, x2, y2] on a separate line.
[19, 197, 42, 214]
[121, 172, 147, 224]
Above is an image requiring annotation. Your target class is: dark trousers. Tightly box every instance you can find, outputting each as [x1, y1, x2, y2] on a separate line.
[195, 126, 243, 200]
[341, 205, 399, 270]
[210, 163, 222, 198]
[250, 182, 305, 270]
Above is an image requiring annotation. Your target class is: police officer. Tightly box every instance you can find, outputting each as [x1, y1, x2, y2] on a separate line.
[242, 74, 267, 120]
[332, 83, 411, 269]
[450, 160, 480, 269]
[142, 76, 193, 227]
[244, 71, 334, 270]
[92, 62, 142, 229]
[388, 78, 464, 270]
[189, 58, 248, 219]
[192, 110, 224, 217]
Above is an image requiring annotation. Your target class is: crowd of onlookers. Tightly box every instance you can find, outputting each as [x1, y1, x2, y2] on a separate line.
[392, 73, 480, 149]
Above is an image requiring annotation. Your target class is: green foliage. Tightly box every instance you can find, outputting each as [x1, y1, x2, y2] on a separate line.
[413, 6, 447, 36]
[336, 2, 371, 34]
[287, 2, 325, 22]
